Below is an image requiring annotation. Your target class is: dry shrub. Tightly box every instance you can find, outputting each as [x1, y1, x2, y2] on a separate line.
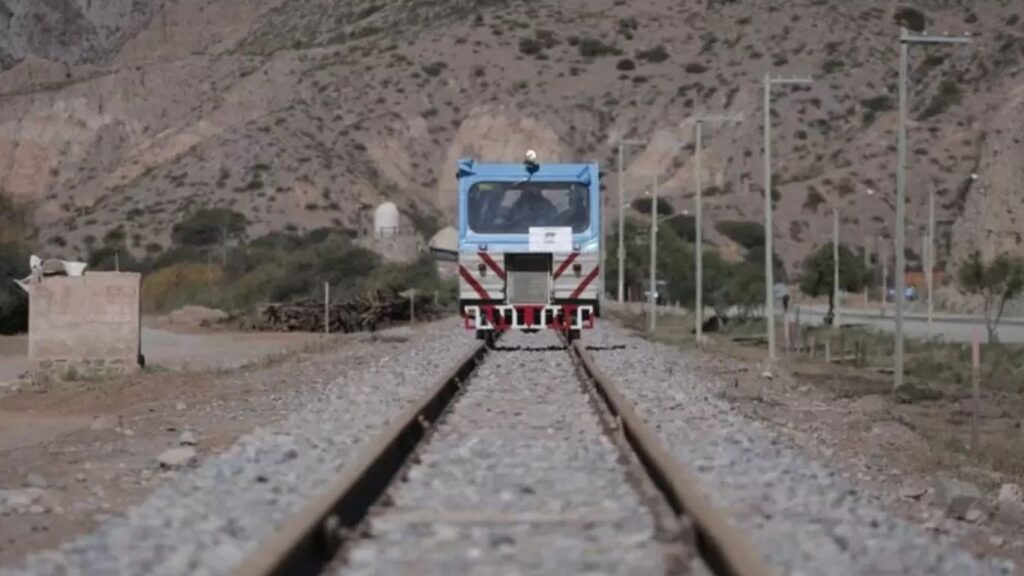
[142, 263, 224, 313]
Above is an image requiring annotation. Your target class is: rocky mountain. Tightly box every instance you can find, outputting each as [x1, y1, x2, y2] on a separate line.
[0, 0, 1021, 275]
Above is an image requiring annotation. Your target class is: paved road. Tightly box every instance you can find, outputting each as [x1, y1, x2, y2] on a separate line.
[792, 305, 1024, 343]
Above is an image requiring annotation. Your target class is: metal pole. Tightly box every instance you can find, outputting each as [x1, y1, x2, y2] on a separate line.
[894, 32, 908, 390]
[600, 175, 606, 306]
[864, 234, 871, 306]
[892, 28, 972, 388]
[617, 141, 626, 303]
[695, 120, 704, 345]
[649, 174, 659, 333]
[763, 73, 776, 362]
[927, 188, 935, 337]
[324, 282, 330, 334]
[833, 203, 840, 328]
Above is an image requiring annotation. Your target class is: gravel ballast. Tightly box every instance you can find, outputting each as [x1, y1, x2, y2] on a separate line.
[586, 323, 1015, 576]
[0, 320, 475, 576]
[339, 330, 676, 575]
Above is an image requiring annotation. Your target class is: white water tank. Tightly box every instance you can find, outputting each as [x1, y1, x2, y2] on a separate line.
[373, 202, 400, 237]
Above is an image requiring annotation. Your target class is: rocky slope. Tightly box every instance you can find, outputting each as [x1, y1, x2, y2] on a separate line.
[0, 0, 1021, 274]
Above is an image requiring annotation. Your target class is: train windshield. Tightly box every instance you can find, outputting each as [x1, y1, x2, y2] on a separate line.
[467, 181, 590, 234]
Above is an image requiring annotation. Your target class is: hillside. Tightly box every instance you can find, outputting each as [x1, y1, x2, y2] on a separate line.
[0, 0, 1022, 275]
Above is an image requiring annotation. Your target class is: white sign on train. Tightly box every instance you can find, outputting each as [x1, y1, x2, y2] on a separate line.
[528, 227, 573, 253]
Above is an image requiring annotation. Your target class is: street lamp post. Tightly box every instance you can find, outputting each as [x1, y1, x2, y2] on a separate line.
[648, 174, 659, 333]
[690, 114, 742, 347]
[833, 202, 840, 329]
[763, 73, 813, 364]
[618, 138, 646, 303]
[894, 27, 972, 390]
[927, 187, 935, 337]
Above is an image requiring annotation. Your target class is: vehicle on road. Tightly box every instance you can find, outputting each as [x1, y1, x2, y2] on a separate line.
[457, 151, 600, 342]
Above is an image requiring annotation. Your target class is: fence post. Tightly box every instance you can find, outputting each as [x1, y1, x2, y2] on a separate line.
[410, 289, 416, 324]
[783, 310, 791, 355]
[825, 341, 831, 363]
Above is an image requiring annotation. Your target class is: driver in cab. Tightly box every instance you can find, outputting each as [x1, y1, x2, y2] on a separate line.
[509, 186, 556, 228]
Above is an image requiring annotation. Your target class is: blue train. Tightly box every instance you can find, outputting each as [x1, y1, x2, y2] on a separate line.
[456, 151, 601, 342]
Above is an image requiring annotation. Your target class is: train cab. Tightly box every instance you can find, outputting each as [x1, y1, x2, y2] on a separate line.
[456, 152, 601, 342]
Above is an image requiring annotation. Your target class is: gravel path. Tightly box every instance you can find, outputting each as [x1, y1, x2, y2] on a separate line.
[339, 330, 678, 576]
[586, 323, 1015, 576]
[0, 320, 476, 576]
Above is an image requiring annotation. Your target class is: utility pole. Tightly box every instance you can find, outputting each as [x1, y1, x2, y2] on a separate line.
[617, 138, 646, 302]
[695, 121, 704, 344]
[648, 174, 659, 334]
[894, 27, 971, 390]
[691, 114, 742, 346]
[763, 72, 813, 363]
[833, 203, 840, 329]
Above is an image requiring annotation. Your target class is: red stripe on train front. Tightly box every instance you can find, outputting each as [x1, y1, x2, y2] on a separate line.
[569, 267, 600, 299]
[478, 252, 506, 280]
[552, 252, 579, 280]
[459, 265, 492, 300]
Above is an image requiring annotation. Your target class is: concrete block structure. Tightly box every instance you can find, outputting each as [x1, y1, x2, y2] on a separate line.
[26, 272, 142, 379]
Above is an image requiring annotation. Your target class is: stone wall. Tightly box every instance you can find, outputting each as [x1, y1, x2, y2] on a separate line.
[27, 272, 141, 380]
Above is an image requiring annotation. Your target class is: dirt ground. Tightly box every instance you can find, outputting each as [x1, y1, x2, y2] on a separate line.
[0, 322, 399, 568]
[614, 310, 1024, 573]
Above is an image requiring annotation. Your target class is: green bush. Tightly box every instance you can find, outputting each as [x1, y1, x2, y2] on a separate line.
[919, 79, 962, 120]
[821, 58, 845, 75]
[171, 208, 247, 247]
[421, 61, 447, 77]
[637, 45, 669, 63]
[578, 37, 620, 58]
[716, 220, 764, 249]
[803, 187, 826, 212]
[630, 197, 675, 216]
[616, 58, 636, 71]
[518, 37, 542, 56]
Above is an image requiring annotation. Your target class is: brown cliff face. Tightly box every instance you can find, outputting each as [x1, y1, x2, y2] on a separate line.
[0, 0, 1021, 274]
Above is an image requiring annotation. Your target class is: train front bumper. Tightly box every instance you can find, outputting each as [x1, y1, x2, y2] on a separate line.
[462, 304, 595, 331]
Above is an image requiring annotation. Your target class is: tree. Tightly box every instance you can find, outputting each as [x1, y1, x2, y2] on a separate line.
[957, 251, 1024, 344]
[171, 208, 248, 247]
[799, 243, 868, 323]
[0, 193, 30, 334]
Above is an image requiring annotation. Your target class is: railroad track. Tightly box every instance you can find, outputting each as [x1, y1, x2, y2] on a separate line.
[231, 330, 772, 576]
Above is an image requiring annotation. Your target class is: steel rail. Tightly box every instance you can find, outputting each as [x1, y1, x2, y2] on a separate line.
[570, 341, 775, 576]
[231, 340, 489, 576]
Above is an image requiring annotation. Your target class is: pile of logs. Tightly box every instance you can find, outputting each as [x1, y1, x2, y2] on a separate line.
[255, 289, 438, 333]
